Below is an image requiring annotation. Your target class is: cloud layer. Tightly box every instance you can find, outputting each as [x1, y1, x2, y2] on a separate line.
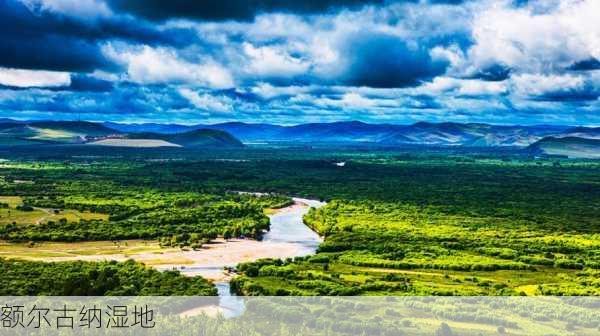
[1, 0, 599, 125]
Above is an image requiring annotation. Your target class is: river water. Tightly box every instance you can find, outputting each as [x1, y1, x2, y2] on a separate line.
[181, 197, 325, 316]
[262, 198, 325, 254]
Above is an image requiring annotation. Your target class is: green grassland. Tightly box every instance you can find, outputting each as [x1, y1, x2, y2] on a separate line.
[0, 174, 287, 245]
[232, 200, 600, 295]
[229, 155, 600, 295]
[0, 126, 81, 145]
[0, 195, 108, 225]
[0, 146, 598, 296]
[0, 239, 172, 259]
[27, 127, 82, 142]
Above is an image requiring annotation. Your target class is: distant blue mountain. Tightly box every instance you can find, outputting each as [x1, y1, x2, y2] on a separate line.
[103, 122, 192, 134]
[1, 119, 595, 147]
[197, 122, 286, 142]
[103, 120, 596, 147]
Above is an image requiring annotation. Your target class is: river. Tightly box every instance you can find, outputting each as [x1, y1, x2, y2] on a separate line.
[179, 197, 325, 316]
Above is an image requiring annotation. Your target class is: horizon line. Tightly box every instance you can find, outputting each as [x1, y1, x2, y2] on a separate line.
[2, 117, 596, 129]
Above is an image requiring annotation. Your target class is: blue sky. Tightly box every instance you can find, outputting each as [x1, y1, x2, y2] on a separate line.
[0, 0, 599, 125]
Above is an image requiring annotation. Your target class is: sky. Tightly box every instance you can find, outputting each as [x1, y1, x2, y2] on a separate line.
[0, 0, 599, 126]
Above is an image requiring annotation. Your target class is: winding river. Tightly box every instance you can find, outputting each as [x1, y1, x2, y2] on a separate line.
[179, 197, 325, 315]
[262, 198, 325, 254]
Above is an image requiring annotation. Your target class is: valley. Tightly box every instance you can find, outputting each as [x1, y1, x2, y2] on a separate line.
[0, 143, 598, 298]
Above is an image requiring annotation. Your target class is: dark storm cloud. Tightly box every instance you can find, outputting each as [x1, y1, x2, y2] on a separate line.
[0, 0, 198, 72]
[4, 1, 195, 45]
[469, 64, 511, 81]
[339, 33, 449, 88]
[533, 85, 600, 102]
[67, 75, 114, 92]
[1, 34, 113, 72]
[568, 58, 600, 71]
[106, 0, 388, 21]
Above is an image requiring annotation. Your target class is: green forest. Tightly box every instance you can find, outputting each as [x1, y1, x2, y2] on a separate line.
[0, 258, 216, 295]
[0, 145, 598, 296]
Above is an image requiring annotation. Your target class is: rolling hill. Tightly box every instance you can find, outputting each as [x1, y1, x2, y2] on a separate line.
[105, 121, 287, 141]
[120, 129, 244, 148]
[528, 137, 600, 159]
[2, 119, 598, 152]
[0, 121, 243, 148]
[0, 121, 118, 146]
[104, 120, 593, 147]
[556, 126, 600, 140]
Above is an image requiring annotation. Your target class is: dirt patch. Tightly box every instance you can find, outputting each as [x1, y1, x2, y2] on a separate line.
[10, 238, 303, 281]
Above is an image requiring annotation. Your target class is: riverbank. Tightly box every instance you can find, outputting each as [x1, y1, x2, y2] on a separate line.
[174, 197, 325, 280]
[0, 198, 325, 282]
[0, 238, 308, 281]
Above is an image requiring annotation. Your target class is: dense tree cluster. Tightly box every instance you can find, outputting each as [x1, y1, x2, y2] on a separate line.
[0, 258, 216, 296]
[0, 191, 286, 246]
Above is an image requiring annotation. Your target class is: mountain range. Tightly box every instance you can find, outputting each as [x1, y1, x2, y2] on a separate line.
[106, 120, 599, 147]
[0, 121, 243, 148]
[1, 119, 598, 157]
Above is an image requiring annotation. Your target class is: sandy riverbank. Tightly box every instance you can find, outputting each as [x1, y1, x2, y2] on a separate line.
[2, 199, 321, 281]
[16, 238, 304, 281]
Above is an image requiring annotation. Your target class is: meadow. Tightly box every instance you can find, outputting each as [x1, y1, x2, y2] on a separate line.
[0, 145, 598, 296]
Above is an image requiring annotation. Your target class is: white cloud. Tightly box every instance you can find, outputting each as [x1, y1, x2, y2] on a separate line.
[178, 88, 232, 113]
[245, 14, 314, 42]
[20, 0, 112, 19]
[340, 93, 375, 109]
[419, 77, 461, 94]
[418, 77, 507, 97]
[0, 67, 70, 88]
[165, 1, 475, 88]
[250, 83, 318, 99]
[457, 80, 507, 96]
[464, 0, 600, 74]
[308, 91, 401, 111]
[90, 70, 119, 82]
[510, 73, 587, 97]
[7, 0, 599, 125]
[103, 44, 234, 89]
[243, 43, 310, 78]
